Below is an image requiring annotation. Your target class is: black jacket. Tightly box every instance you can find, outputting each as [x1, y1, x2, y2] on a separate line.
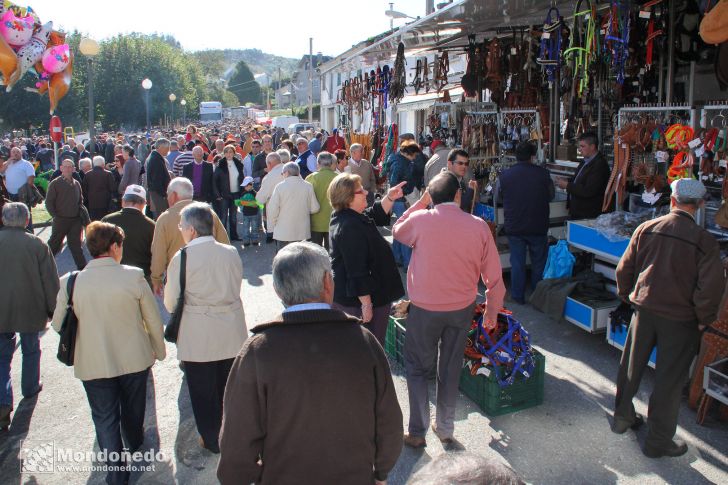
[567, 152, 610, 219]
[146, 150, 171, 195]
[182, 161, 215, 203]
[102, 208, 155, 279]
[103, 142, 115, 164]
[252, 151, 268, 180]
[213, 157, 245, 199]
[499, 161, 555, 236]
[329, 203, 405, 307]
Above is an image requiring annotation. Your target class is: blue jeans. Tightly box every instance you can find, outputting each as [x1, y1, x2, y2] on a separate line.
[508, 235, 549, 302]
[0, 332, 41, 408]
[82, 368, 149, 485]
[241, 213, 261, 243]
[392, 200, 412, 268]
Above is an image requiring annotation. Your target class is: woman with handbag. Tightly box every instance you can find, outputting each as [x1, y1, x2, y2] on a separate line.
[51, 221, 165, 485]
[164, 202, 247, 453]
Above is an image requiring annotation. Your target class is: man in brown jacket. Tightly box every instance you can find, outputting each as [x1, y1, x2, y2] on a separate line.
[150, 177, 229, 295]
[45, 159, 87, 270]
[614, 178, 725, 458]
[347, 143, 377, 206]
[81, 156, 117, 221]
[218, 242, 403, 485]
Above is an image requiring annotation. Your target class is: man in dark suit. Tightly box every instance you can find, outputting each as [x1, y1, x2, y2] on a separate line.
[102, 185, 156, 281]
[182, 146, 215, 203]
[82, 156, 117, 220]
[146, 138, 172, 219]
[556, 132, 610, 220]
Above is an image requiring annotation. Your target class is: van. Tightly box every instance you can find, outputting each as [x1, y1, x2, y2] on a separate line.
[287, 123, 316, 135]
[272, 116, 299, 129]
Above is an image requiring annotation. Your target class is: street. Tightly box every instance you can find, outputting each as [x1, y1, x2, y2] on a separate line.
[0, 225, 726, 485]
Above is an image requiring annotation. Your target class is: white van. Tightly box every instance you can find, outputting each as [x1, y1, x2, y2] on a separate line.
[287, 123, 316, 135]
[272, 116, 299, 129]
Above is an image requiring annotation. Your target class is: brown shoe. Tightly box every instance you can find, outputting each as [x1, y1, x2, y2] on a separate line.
[403, 433, 426, 448]
[431, 424, 453, 444]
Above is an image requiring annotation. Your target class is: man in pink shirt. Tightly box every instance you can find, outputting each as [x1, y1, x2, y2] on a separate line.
[393, 172, 505, 447]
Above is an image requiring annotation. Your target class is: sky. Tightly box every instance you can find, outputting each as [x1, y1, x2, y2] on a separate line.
[25, 0, 428, 59]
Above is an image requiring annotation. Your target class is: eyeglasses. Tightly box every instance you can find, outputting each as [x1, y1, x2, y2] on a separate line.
[452, 161, 469, 167]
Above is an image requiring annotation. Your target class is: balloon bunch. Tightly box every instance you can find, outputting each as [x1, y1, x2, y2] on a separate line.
[0, 1, 73, 114]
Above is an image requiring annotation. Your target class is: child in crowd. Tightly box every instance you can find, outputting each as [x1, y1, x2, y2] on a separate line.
[235, 176, 261, 247]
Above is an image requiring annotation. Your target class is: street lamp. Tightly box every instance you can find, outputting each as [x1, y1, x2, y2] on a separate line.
[142, 78, 152, 133]
[180, 99, 187, 126]
[79, 37, 100, 155]
[168, 93, 176, 129]
[385, 3, 417, 29]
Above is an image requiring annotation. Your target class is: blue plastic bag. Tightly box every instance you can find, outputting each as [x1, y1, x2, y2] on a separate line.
[542, 240, 575, 279]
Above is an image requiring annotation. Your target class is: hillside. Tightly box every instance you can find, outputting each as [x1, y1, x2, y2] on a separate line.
[191, 49, 299, 82]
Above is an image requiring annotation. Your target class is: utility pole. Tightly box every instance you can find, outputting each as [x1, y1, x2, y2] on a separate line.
[278, 66, 282, 110]
[308, 37, 313, 124]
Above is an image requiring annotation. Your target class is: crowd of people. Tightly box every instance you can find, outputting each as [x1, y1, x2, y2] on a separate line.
[0, 118, 725, 483]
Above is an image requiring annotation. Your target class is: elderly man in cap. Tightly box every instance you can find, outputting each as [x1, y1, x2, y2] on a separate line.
[614, 178, 725, 458]
[295, 138, 317, 179]
[102, 185, 156, 282]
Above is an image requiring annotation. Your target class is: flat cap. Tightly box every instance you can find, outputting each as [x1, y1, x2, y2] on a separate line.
[670, 178, 706, 200]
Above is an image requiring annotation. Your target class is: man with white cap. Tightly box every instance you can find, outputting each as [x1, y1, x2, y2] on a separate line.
[614, 178, 725, 458]
[295, 138, 317, 179]
[102, 185, 156, 282]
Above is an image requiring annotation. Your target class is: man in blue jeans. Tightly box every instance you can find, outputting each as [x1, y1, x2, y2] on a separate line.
[497, 142, 554, 304]
[0, 203, 60, 429]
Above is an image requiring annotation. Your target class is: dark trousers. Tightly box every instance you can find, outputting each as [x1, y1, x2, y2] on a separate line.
[309, 231, 330, 251]
[508, 234, 548, 302]
[0, 332, 41, 408]
[183, 358, 234, 452]
[8, 194, 32, 232]
[332, 302, 390, 346]
[82, 368, 149, 485]
[217, 194, 240, 239]
[614, 309, 700, 449]
[404, 302, 475, 438]
[89, 207, 109, 221]
[48, 216, 87, 270]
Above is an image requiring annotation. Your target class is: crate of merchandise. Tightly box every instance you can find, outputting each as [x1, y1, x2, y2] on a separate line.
[704, 358, 728, 406]
[385, 316, 407, 366]
[459, 350, 546, 416]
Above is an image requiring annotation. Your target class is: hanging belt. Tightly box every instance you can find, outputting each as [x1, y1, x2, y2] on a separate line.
[537, 6, 563, 82]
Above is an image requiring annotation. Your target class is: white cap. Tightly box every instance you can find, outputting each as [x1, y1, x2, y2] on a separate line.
[241, 176, 254, 187]
[123, 184, 146, 200]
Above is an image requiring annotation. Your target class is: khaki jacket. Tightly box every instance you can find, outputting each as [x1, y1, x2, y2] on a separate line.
[256, 164, 285, 232]
[51, 258, 166, 380]
[150, 199, 230, 286]
[268, 176, 320, 242]
[164, 237, 247, 362]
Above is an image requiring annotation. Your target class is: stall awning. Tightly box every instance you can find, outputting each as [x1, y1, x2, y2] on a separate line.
[396, 87, 464, 112]
[320, 0, 574, 72]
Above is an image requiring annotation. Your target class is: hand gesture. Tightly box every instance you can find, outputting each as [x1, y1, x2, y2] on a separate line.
[468, 179, 478, 191]
[387, 181, 407, 201]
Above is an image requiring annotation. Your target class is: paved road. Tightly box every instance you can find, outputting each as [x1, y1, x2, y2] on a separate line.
[0, 224, 726, 484]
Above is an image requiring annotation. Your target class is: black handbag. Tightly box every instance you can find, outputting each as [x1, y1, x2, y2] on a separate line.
[164, 248, 187, 343]
[57, 271, 80, 366]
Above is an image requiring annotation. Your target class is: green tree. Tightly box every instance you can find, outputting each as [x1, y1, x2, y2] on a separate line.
[228, 60, 261, 105]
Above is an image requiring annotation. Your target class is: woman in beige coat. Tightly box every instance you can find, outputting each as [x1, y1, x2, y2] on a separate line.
[164, 202, 247, 453]
[52, 221, 165, 485]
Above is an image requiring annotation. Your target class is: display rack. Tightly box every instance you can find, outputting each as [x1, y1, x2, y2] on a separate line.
[616, 103, 696, 129]
[498, 107, 544, 162]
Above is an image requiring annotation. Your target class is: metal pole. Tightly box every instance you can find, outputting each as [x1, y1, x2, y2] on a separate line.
[666, 0, 675, 103]
[87, 58, 95, 157]
[182, 106, 186, 126]
[309, 38, 313, 124]
[53, 141, 58, 170]
[145, 90, 150, 133]
[390, 2, 394, 30]
[171, 102, 175, 129]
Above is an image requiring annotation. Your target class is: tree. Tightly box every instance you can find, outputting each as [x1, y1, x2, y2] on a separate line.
[228, 60, 261, 105]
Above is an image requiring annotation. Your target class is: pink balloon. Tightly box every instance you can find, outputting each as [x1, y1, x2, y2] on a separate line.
[0, 10, 34, 49]
[41, 44, 70, 74]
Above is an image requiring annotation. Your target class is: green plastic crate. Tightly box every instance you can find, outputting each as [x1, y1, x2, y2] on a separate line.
[385, 316, 407, 366]
[459, 351, 545, 416]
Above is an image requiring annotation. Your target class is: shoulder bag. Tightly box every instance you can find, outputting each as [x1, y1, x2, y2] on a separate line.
[164, 248, 187, 343]
[57, 271, 80, 366]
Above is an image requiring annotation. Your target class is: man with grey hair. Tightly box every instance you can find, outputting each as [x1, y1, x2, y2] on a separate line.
[267, 162, 320, 250]
[150, 177, 229, 295]
[103, 185, 155, 281]
[0, 146, 35, 230]
[256, 151, 286, 244]
[218, 242, 402, 484]
[305, 151, 337, 249]
[614, 178, 725, 458]
[82, 155, 117, 221]
[79, 157, 93, 174]
[45, 158, 87, 270]
[146, 138, 172, 219]
[295, 137, 316, 179]
[0, 202, 60, 430]
[348, 143, 377, 206]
